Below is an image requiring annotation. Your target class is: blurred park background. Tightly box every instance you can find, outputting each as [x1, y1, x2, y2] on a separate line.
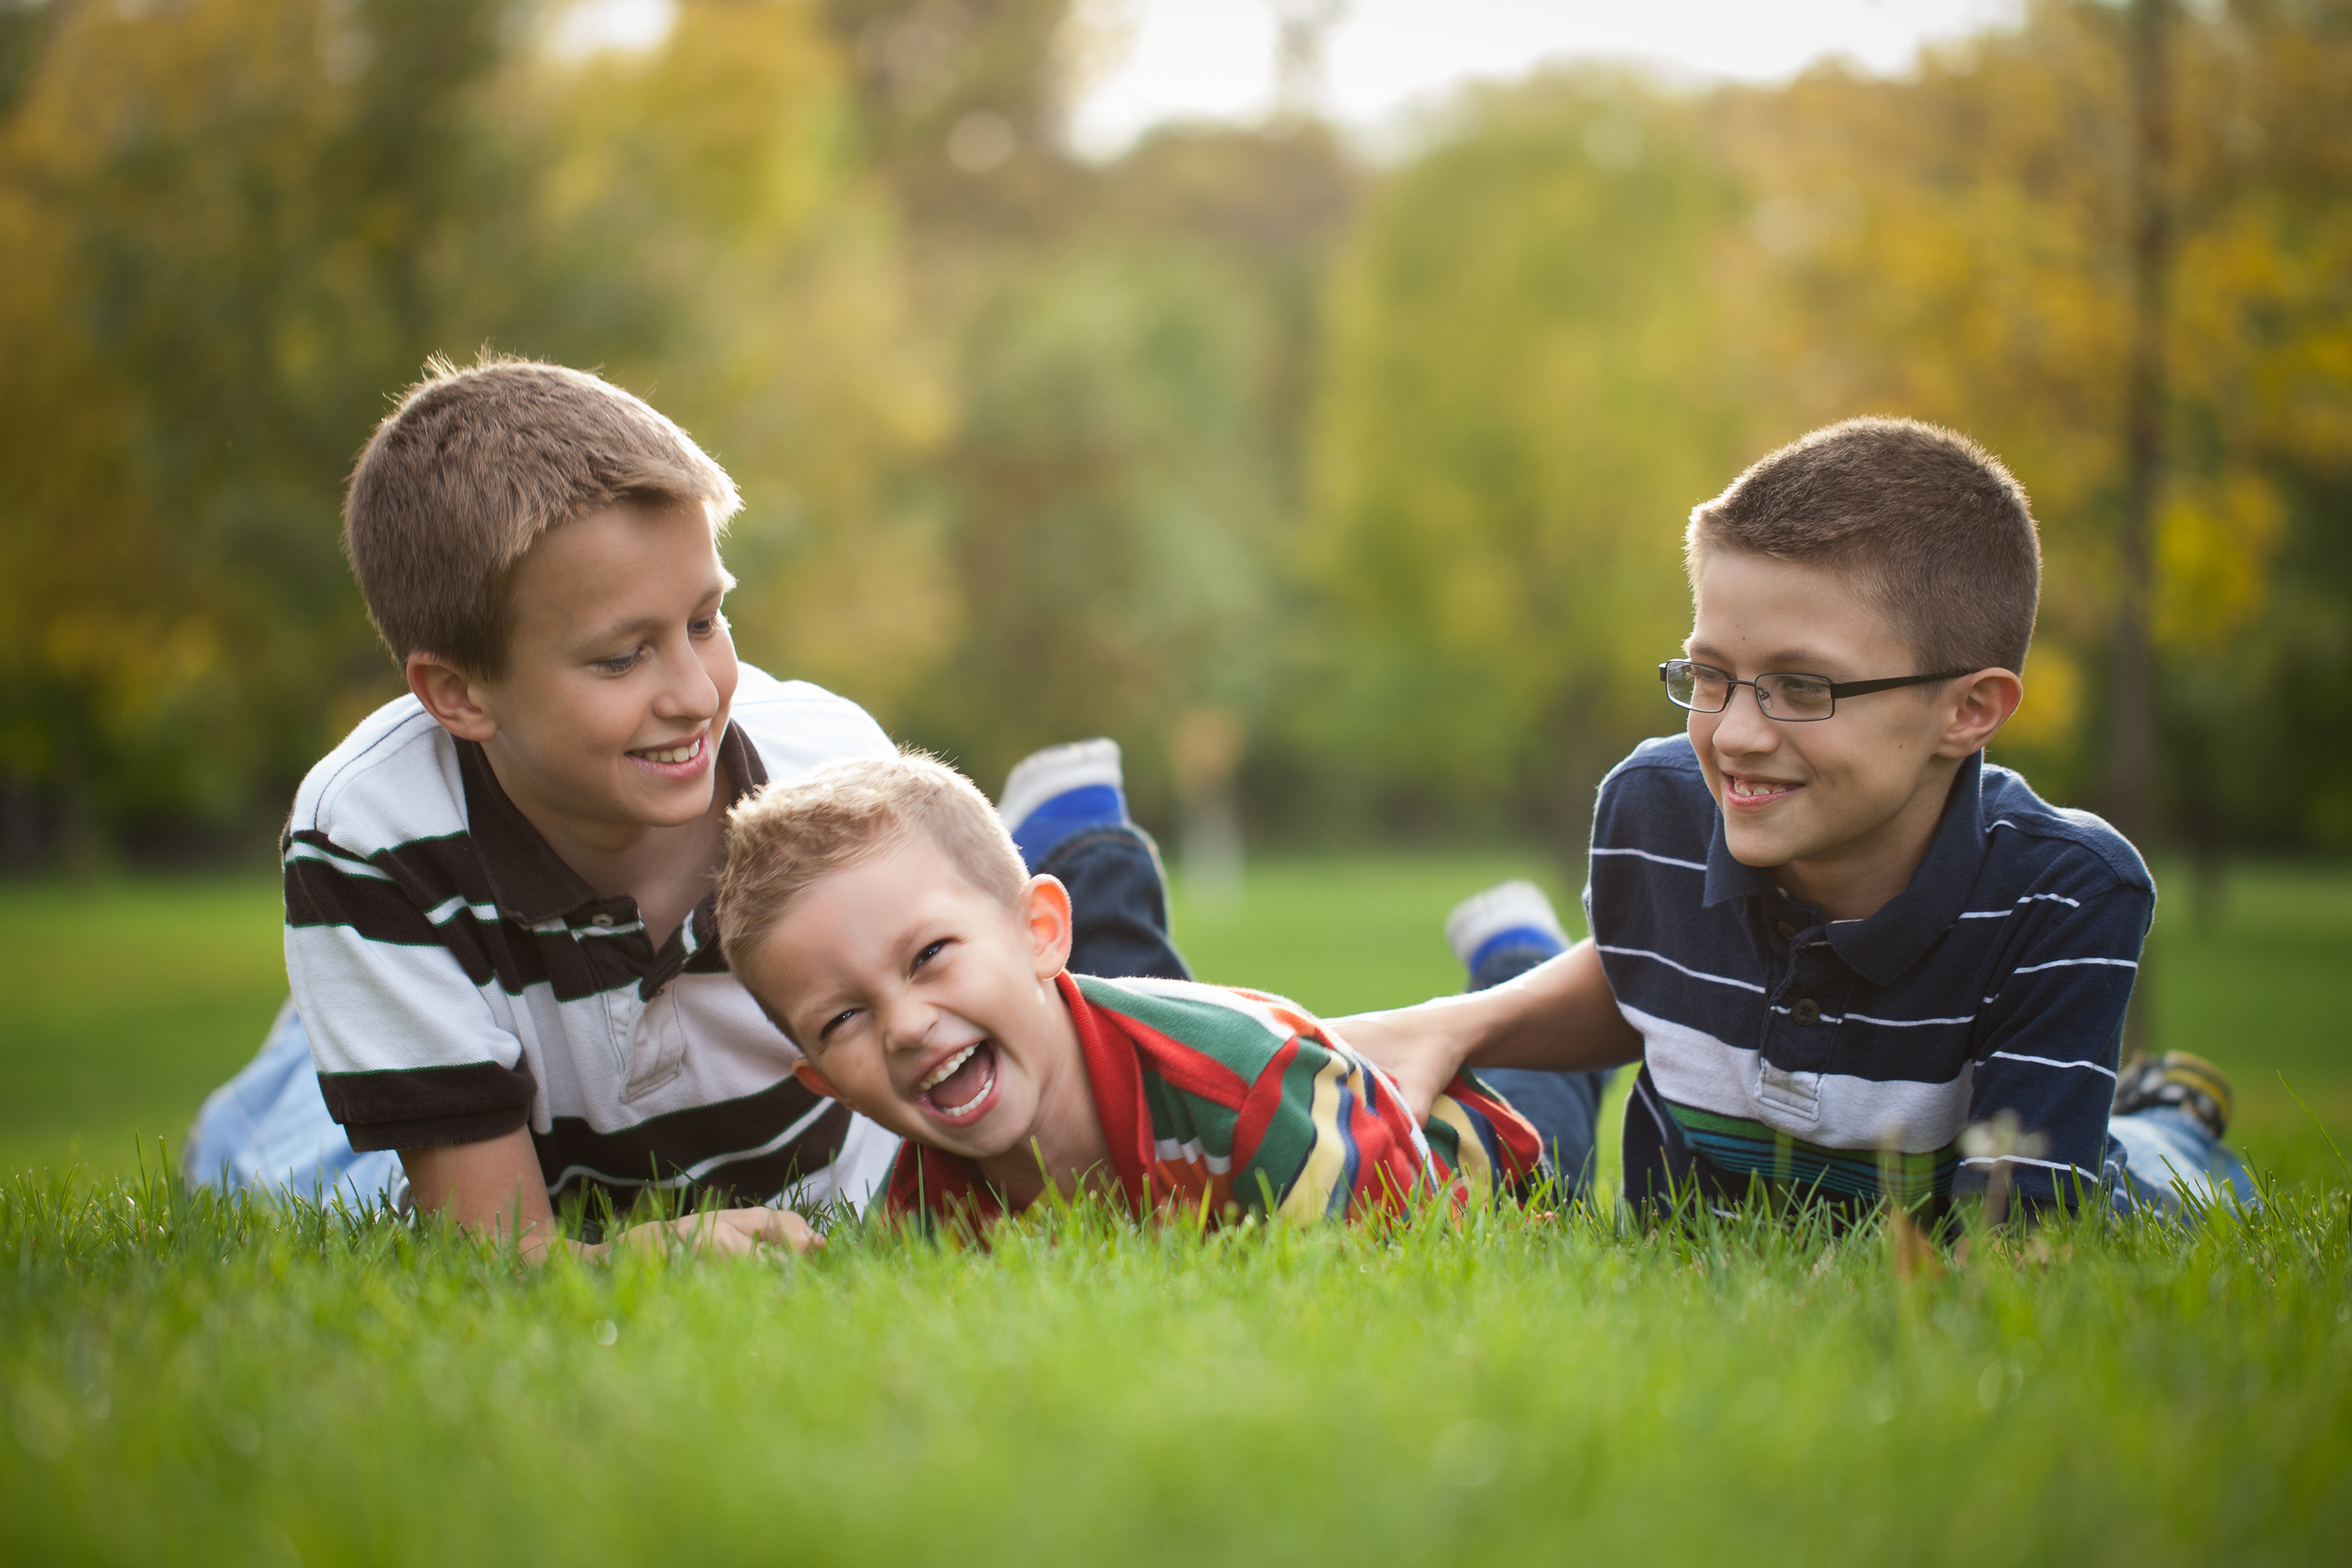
[0, 0, 2348, 1172]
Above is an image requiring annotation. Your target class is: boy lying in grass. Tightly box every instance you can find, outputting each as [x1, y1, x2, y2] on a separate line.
[185, 356, 1194, 1257]
[1345, 418, 2252, 1219]
[714, 752, 1545, 1227]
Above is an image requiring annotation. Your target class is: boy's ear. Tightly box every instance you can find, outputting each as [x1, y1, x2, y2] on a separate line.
[1940, 668, 2025, 757]
[405, 652, 500, 743]
[1023, 874, 1075, 979]
[791, 1057, 842, 1101]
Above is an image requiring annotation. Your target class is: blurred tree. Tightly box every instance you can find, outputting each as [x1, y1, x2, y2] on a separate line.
[1718, 0, 2352, 843]
[0, 0, 515, 863]
[1300, 76, 1745, 844]
[0, 0, 946, 864]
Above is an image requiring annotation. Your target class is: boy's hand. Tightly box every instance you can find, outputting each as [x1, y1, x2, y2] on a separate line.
[1332, 941, 1643, 1121]
[609, 1207, 821, 1259]
[402, 1131, 822, 1261]
[1328, 1005, 1478, 1122]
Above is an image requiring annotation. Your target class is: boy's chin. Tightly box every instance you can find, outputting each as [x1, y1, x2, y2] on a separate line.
[1721, 821, 1800, 869]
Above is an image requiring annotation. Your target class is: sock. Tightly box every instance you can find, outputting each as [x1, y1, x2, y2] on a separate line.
[998, 739, 1129, 872]
[2112, 1051, 2234, 1141]
[1445, 879, 1569, 980]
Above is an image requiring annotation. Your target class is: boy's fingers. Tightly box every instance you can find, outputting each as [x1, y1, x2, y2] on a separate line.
[739, 1207, 819, 1254]
[1330, 1014, 1443, 1120]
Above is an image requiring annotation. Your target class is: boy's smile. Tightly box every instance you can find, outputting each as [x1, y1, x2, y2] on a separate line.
[1685, 548, 2016, 921]
[741, 835, 1106, 1204]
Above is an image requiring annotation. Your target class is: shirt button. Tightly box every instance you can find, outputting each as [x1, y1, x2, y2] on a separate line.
[1790, 998, 1820, 1026]
[1775, 921, 1798, 941]
[592, 913, 614, 928]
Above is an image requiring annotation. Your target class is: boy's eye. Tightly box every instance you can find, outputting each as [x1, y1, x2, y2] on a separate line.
[818, 1008, 858, 1042]
[689, 614, 720, 637]
[594, 648, 643, 674]
[912, 939, 949, 973]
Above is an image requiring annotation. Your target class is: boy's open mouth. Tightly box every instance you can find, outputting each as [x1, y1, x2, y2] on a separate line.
[1724, 773, 1801, 809]
[914, 1039, 999, 1124]
[629, 735, 706, 768]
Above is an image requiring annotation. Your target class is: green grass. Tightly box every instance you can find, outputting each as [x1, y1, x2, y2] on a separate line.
[3, 855, 2349, 1564]
[4, 853, 2344, 1182]
[4, 1168, 2347, 1565]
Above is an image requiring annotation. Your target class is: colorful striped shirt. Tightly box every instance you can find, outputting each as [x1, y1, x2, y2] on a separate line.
[1593, 738, 2153, 1211]
[884, 973, 1545, 1227]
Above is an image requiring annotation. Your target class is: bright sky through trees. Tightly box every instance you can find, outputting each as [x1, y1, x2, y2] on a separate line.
[1067, 0, 2027, 153]
[558, 0, 2029, 151]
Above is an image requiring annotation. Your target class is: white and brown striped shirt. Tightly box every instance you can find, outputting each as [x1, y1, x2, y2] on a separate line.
[282, 665, 898, 1213]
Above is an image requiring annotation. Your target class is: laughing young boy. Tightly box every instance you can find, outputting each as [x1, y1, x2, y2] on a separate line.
[1346, 418, 2249, 1217]
[713, 752, 1544, 1228]
[183, 356, 1190, 1256]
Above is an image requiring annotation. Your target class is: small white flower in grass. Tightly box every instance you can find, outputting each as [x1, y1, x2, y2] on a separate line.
[1961, 1111, 2049, 1225]
[593, 1319, 619, 1348]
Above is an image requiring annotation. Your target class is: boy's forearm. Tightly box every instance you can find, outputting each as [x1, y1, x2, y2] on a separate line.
[1458, 940, 1645, 1072]
[402, 1130, 570, 1260]
[1336, 941, 1643, 1117]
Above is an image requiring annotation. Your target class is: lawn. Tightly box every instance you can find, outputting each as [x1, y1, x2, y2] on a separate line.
[3, 855, 2349, 1565]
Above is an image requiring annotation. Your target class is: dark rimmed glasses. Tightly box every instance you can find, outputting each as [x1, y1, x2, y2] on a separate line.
[1659, 659, 1972, 721]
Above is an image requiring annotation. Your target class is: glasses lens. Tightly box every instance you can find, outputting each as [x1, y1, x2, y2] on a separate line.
[1760, 673, 1835, 719]
[1665, 661, 1730, 711]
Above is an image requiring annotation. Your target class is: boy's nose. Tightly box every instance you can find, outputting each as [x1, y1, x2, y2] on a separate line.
[653, 637, 721, 719]
[876, 993, 935, 1053]
[1708, 685, 1781, 754]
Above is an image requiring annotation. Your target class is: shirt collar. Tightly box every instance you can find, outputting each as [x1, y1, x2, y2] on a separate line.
[1700, 749, 1989, 986]
[460, 720, 770, 926]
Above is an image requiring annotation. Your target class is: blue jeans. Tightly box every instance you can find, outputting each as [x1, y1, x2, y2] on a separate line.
[1462, 941, 1606, 1197]
[186, 826, 1192, 1204]
[182, 1002, 410, 1207]
[2106, 1105, 2257, 1214]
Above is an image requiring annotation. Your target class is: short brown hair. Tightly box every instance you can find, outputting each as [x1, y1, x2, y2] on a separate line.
[716, 752, 1031, 988]
[1686, 418, 2042, 673]
[343, 355, 740, 675]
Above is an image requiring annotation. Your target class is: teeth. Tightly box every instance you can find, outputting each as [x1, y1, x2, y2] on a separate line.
[918, 1043, 977, 1093]
[933, 1056, 995, 1118]
[635, 738, 702, 766]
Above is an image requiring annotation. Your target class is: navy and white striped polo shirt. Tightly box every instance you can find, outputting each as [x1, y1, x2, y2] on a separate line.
[1588, 736, 2153, 1209]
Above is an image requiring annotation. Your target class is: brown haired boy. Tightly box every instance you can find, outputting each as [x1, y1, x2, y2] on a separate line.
[1350, 418, 2249, 1216]
[184, 357, 1192, 1257]
[713, 752, 1543, 1227]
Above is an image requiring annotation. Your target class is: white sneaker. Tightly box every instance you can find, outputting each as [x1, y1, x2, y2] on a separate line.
[1444, 879, 1568, 971]
[997, 738, 1125, 836]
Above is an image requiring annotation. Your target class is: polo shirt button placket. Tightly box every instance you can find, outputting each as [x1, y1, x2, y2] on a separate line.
[1789, 997, 1821, 1026]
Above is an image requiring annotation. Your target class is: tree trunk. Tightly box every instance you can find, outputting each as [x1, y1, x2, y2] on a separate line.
[2108, 0, 2170, 1061]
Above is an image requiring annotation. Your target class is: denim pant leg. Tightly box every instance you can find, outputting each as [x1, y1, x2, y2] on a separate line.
[1038, 824, 1192, 983]
[182, 1001, 408, 1208]
[1465, 942, 1606, 1196]
[2106, 1105, 2257, 1214]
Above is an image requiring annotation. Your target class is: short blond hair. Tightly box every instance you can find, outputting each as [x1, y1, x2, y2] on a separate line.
[343, 354, 740, 675]
[716, 752, 1030, 981]
[1686, 418, 2042, 674]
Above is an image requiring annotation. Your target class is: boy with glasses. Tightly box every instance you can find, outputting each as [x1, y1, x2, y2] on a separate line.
[1346, 418, 2250, 1218]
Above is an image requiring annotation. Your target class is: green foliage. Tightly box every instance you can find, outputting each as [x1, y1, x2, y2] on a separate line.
[1, 0, 2348, 859]
[1300, 2, 2352, 838]
[1304, 78, 1744, 835]
[4, 1162, 2348, 1564]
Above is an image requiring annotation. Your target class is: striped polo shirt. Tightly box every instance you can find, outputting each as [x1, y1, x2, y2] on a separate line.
[1591, 737, 2153, 1210]
[282, 665, 899, 1213]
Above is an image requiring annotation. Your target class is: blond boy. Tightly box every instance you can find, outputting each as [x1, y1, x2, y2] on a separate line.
[714, 753, 1544, 1227]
